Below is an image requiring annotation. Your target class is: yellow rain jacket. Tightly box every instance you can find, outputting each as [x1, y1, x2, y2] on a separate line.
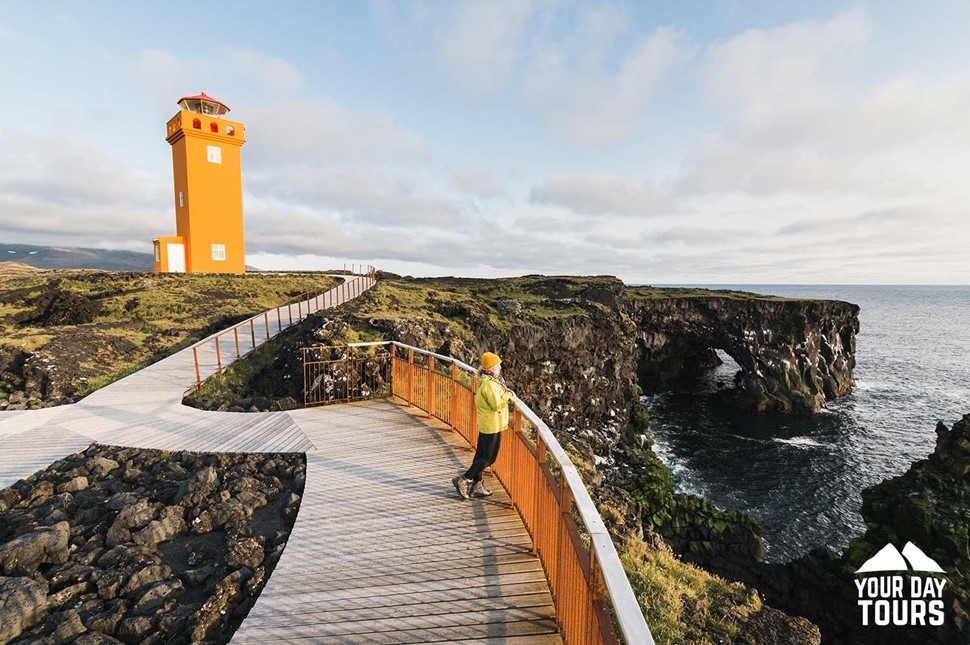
[476, 374, 513, 435]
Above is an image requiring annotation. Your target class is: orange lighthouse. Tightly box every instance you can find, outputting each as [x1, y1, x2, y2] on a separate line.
[153, 92, 247, 273]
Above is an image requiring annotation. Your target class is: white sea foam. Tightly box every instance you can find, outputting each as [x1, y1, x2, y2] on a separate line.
[773, 436, 825, 449]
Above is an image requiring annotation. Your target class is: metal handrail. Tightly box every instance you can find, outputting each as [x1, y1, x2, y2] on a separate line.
[343, 340, 654, 644]
[189, 266, 377, 388]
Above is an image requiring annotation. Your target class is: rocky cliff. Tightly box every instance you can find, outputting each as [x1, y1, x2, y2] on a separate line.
[627, 290, 859, 413]
[745, 415, 970, 644]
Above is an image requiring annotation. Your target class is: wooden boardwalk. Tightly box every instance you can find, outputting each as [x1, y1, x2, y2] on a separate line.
[0, 276, 561, 643]
[232, 401, 560, 644]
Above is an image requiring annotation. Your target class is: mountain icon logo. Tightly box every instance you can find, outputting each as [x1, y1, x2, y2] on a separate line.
[855, 542, 946, 574]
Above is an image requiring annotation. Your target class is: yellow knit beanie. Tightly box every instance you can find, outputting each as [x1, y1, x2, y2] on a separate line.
[481, 352, 501, 371]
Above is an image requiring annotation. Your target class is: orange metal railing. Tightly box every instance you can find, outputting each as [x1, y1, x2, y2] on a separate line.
[189, 266, 377, 389]
[306, 340, 654, 645]
[303, 344, 392, 406]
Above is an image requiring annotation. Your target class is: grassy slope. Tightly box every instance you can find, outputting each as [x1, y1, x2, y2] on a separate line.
[0, 265, 339, 399]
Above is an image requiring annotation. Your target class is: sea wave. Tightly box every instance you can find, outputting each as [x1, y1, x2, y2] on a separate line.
[773, 436, 825, 449]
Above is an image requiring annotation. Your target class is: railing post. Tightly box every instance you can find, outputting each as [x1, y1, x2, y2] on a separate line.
[470, 373, 478, 449]
[556, 472, 573, 615]
[533, 435, 546, 555]
[276, 306, 282, 332]
[233, 326, 241, 358]
[287, 302, 293, 325]
[427, 356, 435, 419]
[587, 545, 604, 644]
[298, 298, 303, 319]
[345, 354, 351, 401]
[264, 311, 271, 340]
[390, 344, 396, 395]
[407, 348, 415, 406]
[449, 363, 458, 431]
[193, 346, 201, 386]
[303, 348, 308, 408]
[214, 337, 223, 375]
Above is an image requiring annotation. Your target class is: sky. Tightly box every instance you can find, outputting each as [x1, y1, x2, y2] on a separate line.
[1, 1, 968, 284]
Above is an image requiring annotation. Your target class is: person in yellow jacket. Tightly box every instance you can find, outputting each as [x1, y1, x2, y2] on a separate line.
[453, 351, 513, 499]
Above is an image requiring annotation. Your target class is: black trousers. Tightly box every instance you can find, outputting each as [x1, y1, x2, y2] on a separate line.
[464, 431, 502, 482]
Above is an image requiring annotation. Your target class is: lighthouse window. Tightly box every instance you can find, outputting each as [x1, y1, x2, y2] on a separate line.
[226, 125, 235, 136]
[211, 244, 226, 261]
[192, 118, 201, 129]
[210, 122, 219, 133]
[178, 191, 184, 208]
[206, 145, 222, 164]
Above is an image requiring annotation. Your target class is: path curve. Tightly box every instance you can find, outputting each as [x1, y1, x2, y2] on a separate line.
[0, 275, 561, 643]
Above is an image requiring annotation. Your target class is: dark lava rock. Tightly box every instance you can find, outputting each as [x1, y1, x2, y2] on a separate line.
[57, 476, 89, 494]
[87, 457, 120, 477]
[0, 576, 48, 642]
[73, 632, 125, 644]
[0, 521, 70, 575]
[117, 614, 154, 643]
[132, 580, 183, 615]
[132, 506, 185, 547]
[751, 415, 970, 644]
[226, 536, 264, 571]
[0, 444, 305, 645]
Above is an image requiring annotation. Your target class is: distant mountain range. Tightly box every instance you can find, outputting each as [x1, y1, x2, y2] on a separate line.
[0, 243, 154, 271]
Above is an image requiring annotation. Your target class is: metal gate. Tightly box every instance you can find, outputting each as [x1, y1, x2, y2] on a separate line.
[302, 344, 392, 406]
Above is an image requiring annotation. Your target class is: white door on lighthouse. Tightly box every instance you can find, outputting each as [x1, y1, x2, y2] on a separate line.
[167, 243, 186, 273]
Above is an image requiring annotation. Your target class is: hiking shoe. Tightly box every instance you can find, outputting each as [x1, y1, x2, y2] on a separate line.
[452, 476, 472, 500]
[472, 480, 493, 497]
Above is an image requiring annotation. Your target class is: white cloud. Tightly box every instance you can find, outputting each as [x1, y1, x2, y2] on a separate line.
[530, 172, 670, 217]
[244, 99, 428, 167]
[247, 167, 461, 228]
[449, 169, 507, 199]
[703, 8, 871, 115]
[0, 132, 165, 245]
[134, 47, 307, 118]
[524, 24, 691, 145]
[437, 0, 537, 95]
[222, 48, 305, 95]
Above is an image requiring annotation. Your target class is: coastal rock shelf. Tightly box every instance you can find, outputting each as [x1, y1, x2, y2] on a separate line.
[0, 444, 305, 645]
[628, 293, 859, 413]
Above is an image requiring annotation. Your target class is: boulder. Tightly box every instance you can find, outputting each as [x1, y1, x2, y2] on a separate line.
[73, 633, 125, 644]
[208, 499, 253, 531]
[117, 615, 154, 644]
[57, 476, 89, 494]
[190, 570, 246, 642]
[0, 576, 49, 643]
[175, 466, 220, 506]
[119, 565, 171, 598]
[132, 580, 183, 615]
[0, 521, 70, 575]
[52, 608, 88, 641]
[226, 536, 264, 570]
[132, 506, 185, 547]
[83, 600, 127, 636]
[87, 456, 120, 477]
[113, 498, 157, 531]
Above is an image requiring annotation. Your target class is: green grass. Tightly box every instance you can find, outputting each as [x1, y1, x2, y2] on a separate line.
[618, 534, 763, 644]
[0, 267, 339, 400]
[627, 285, 824, 302]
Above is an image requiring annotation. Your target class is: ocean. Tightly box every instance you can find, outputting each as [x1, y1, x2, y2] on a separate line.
[638, 285, 970, 563]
